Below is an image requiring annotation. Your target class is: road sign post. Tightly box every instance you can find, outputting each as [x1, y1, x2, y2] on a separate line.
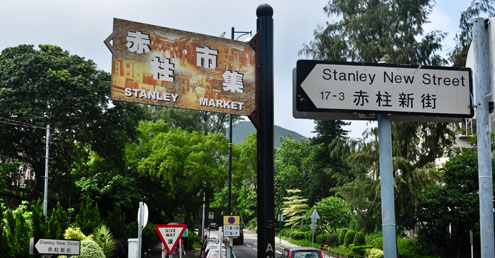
[472, 17, 495, 258]
[253, 4, 275, 258]
[310, 210, 319, 248]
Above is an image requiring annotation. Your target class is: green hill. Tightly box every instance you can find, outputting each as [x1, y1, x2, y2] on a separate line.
[228, 121, 307, 147]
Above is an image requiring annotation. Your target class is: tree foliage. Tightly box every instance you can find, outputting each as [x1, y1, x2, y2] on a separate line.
[313, 196, 352, 233]
[416, 151, 487, 256]
[303, 0, 455, 232]
[126, 120, 228, 224]
[0, 44, 141, 199]
[282, 189, 309, 228]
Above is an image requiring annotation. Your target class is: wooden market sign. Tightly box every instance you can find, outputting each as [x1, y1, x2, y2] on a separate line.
[105, 18, 255, 115]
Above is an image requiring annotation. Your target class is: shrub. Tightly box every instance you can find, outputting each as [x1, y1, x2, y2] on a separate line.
[76, 197, 101, 235]
[344, 230, 355, 247]
[304, 230, 313, 240]
[350, 244, 372, 256]
[64, 227, 87, 240]
[397, 238, 424, 258]
[316, 233, 329, 243]
[327, 233, 339, 247]
[366, 248, 384, 258]
[353, 232, 365, 246]
[79, 238, 105, 258]
[91, 224, 116, 258]
[367, 235, 383, 249]
[291, 231, 306, 240]
[338, 228, 348, 245]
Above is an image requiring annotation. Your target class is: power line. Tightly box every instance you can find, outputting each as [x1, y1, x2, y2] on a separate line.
[0, 117, 47, 130]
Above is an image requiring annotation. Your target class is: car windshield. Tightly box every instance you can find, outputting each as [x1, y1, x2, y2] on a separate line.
[292, 250, 320, 258]
[206, 249, 227, 258]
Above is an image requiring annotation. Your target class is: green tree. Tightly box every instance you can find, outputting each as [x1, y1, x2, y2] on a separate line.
[0, 44, 142, 200]
[282, 189, 309, 228]
[275, 138, 314, 210]
[450, 0, 495, 66]
[76, 197, 102, 235]
[126, 120, 228, 226]
[30, 199, 48, 239]
[3, 202, 31, 258]
[416, 151, 487, 256]
[313, 196, 352, 233]
[48, 201, 68, 239]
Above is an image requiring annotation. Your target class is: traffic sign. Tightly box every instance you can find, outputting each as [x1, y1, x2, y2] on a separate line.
[294, 60, 473, 122]
[224, 215, 240, 225]
[137, 202, 149, 228]
[224, 225, 241, 237]
[155, 224, 187, 255]
[310, 209, 320, 223]
[106, 18, 255, 115]
[310, 223, 316, 231]
[31, 238, 80, 255]
[208, 211, 214, 220]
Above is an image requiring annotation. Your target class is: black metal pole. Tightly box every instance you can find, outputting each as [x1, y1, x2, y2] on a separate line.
[228, 27, 234, 216]
[256, 4, 274, 258]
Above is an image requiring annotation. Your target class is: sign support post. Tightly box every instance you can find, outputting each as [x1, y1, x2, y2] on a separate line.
[138, 202, 143, 258]
[378, 114, 397, 258]
[255, 4, 275, 258]
[473, 17, 494, 258]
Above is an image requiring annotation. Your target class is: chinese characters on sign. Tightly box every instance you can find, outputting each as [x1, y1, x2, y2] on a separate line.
[295, 61, 473, 121]
[108, 18, 255, 115]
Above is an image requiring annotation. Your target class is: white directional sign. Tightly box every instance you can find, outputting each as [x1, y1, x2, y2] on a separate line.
[34, 239, 80, 255]
[224, 225, 241, 237]
[294, 60, 473, 122]
[310, 209, 320, 223]
[155, 224, 187, 255]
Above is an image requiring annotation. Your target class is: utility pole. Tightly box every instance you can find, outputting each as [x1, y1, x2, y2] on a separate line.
[43, 125, 50, 216]
[472, 17, 494, 258]
[229, 27, 252, 216]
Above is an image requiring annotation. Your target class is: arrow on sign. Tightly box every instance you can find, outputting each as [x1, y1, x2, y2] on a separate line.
[310, 209, 320, 223]
[155, 224, 187, 255]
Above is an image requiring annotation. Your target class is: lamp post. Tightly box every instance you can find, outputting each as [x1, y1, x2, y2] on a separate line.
[228, 27, 252, 216]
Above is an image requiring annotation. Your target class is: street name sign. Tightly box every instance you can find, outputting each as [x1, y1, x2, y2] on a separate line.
[105, 18, 255, 115]
[155, 224, 187, 255]
[294, 60, 473, 122]
[224, 225, 241, 237]
[31, 238, 80, 255]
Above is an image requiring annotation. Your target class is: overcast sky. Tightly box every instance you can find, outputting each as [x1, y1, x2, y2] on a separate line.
[0, 0, 471, 138]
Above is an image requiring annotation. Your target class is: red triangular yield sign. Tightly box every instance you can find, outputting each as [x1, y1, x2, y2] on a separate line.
[155, 224, 187, 255]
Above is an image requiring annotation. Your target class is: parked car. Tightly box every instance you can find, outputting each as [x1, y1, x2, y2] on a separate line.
[279, 247, 323, 258]
[206, 249, 228, 258]
[201, 243, 226, 258]
[232, 227, 244, 245]
[201, 238, 219, 257]
[209, 222, 219, 230]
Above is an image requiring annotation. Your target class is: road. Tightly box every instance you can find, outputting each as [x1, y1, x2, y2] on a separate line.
[230, 229, 283, 258]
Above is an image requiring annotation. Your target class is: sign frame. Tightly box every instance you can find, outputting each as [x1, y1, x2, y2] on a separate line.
[294, 60, 474, 122]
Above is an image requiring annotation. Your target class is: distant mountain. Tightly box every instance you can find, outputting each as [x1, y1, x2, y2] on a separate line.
[227, 121, 307, 147]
